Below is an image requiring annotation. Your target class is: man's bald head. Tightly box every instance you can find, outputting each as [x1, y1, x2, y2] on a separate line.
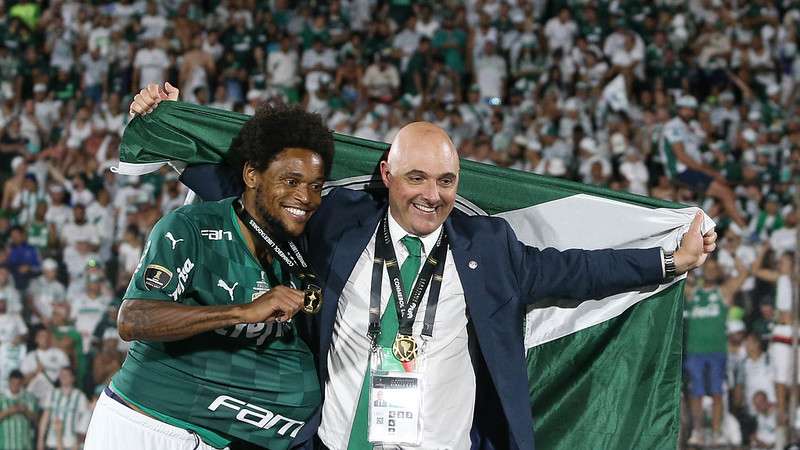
[387, 122, 460, 175]
[381, 122, 460, 236]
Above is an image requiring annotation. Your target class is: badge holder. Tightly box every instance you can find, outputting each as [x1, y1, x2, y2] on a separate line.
[367, 347, 424, 446]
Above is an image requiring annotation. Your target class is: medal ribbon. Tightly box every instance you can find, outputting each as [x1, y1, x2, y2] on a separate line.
[368, 214, 448, 347]
[233, 200, 322, 312]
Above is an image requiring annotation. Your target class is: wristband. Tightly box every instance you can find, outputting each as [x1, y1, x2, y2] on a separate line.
[663, 249, 677, 280]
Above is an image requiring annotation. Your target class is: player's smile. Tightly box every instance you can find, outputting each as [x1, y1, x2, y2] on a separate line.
[254, 148, 325, 237]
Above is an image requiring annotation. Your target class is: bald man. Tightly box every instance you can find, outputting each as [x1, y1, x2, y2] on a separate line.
[130, 88, 716, 449]
[299, 122, 716, 450]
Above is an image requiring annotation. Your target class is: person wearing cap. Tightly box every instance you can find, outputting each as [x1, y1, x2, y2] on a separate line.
[684, 258, 750, 446]
[659, 95, 748, 228]
[0, 370, 38, 450]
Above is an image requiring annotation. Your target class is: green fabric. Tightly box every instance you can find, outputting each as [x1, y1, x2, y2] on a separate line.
[684, 287, 728, 354]
[527, 281, 684, 450]
[111, 197, 320, 450]
[110, 381, 231, 449]
[348, 236, 422, 450]
[120, 101, 687, 450]
[0, 390, 37, 450]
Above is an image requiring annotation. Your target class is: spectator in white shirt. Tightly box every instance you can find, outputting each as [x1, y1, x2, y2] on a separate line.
[544, 7, 577, 55]
[475, 40, 507, 101]
[268, 35, 300, 92]
[301, 38, 337, 93]
[20, 328, 70, 406]
[362, 54, 400, 103]
[392, 16, 421, 71]
[619, 148, 649, 196]
[750, 391, 777, 450]
[25, 259, 65, 327]
[414, 4, 439, 38]
[140, 1, 168, 41]
[133, 38, 171, 90]
[0, 295, 26, 346]
[0, 268, 21, 316]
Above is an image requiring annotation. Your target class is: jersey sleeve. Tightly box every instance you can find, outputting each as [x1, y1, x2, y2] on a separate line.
[663, 122, 684, 145]
[123, 211, 200, 303]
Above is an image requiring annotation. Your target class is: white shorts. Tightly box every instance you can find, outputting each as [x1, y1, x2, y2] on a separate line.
[769, 342, 800, 385]
[84, 391, 221, 450]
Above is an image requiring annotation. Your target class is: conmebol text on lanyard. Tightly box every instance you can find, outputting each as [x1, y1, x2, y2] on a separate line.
[369, 214, 448, 371]
[233, 199, 322, 314]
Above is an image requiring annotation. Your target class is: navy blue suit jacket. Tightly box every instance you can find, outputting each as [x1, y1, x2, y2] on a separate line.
[292, 187, 665, 450]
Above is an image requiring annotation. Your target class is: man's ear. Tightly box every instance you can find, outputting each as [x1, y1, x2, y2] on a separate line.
[242, 162, 258, 190]
[379, 160, 391, 188]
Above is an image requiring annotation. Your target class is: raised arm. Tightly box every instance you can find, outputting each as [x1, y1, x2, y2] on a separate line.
[516, 212, 715, 302]
[720, 257, 749, 305]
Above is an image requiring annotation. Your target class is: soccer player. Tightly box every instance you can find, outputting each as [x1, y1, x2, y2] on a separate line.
[84, 84, 335, 450]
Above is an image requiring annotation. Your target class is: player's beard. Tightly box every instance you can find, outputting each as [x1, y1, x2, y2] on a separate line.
[254, 183, 292, 241]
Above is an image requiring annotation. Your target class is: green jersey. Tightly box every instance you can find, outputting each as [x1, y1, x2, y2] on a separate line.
[684, 287, 728, 354]
[0, 389, 37, 450]
[111, 197, 320, 449]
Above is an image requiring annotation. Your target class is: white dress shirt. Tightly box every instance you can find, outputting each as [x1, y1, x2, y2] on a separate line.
[319, 212, 474, 450]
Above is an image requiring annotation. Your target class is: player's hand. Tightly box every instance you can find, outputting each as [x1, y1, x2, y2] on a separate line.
[129, 82, 179, 119]
[240, 285, 305, 323]
[674, 212, 716, 275]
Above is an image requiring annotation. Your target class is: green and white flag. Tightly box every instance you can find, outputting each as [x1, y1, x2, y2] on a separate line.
[120, 102, 712, 450]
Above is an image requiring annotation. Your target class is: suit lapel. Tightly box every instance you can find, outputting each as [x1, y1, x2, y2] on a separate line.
[319, 205, 386, 376]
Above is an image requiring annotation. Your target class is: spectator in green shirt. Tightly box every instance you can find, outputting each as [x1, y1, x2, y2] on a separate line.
[0, 370, 38, 450]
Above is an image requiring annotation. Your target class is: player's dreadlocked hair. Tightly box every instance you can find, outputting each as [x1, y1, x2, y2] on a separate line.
[227, 103, 334, 177]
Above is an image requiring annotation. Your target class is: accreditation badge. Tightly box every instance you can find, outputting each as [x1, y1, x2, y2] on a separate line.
[367, 348, 423, 445]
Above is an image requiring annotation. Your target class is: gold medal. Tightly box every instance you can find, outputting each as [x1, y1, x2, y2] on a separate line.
[392, 334, 418, 362]
[303, 285, 322, 314]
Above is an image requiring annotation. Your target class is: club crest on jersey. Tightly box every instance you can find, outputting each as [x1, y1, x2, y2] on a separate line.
[164, 232, 185, 250]
[252, 280, 270, 301]
[143, 264, 173, 291]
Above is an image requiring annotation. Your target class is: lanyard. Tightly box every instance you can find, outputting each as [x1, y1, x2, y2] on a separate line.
[368, 215, 448, 350]
[233, 199, 322, 313]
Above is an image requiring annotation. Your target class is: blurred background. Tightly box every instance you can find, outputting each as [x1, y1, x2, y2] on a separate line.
[0, 1, 798, 449]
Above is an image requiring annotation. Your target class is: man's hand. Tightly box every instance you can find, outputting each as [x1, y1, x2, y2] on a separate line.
[675, 212, 717, 275]
[239, 286, 306, 323]
[128, 82, 179, 119]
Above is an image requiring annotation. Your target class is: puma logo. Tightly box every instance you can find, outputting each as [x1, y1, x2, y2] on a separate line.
[217, 279, 239, 302]
[164, 232, 185, 250]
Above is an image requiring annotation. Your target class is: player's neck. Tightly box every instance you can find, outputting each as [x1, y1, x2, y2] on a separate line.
[237, 194, 275, 265]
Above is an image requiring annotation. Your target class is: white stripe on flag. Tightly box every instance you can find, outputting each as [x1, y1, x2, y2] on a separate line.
[494, 194, 714, 348]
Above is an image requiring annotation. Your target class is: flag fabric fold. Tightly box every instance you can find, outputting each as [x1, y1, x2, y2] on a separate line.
[120, 101, 705, 450]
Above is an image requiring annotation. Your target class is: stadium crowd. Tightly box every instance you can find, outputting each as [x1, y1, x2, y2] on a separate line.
[0, 0, 798, 449]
